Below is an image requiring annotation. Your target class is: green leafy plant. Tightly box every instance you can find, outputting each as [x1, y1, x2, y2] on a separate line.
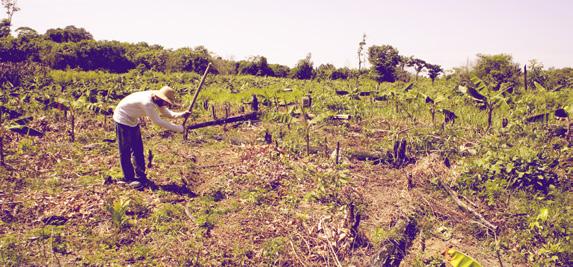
[459, 76, 512, 131]
[458, 145, 559, 196]
[443, 247, 483, 267]
[106, 196, 131, 229]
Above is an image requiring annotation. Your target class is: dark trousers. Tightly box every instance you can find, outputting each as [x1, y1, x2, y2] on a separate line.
[116, 122, 146, 181]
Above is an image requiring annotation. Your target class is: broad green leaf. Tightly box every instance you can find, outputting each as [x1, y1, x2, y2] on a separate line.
[466, 87, 487, 102]
[534, 81, 547, 92]
[445, 248, 483, 267]
[470, 76, 487, 92]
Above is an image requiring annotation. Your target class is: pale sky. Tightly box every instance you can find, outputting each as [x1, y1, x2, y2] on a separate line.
[8, 0, 573, 70]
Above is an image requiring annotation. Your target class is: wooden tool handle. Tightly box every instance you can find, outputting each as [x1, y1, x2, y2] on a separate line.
[182, 63, 211, 127]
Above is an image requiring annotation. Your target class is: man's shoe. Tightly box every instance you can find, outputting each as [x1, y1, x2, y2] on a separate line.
[128, 181, 143, 189]
[118, 178, 142, 189]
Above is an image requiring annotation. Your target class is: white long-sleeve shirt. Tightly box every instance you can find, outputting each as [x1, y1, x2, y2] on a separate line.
[113, 91, 185, 133]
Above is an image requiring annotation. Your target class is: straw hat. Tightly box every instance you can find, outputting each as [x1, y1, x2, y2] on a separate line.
[153, 86, 176, 106]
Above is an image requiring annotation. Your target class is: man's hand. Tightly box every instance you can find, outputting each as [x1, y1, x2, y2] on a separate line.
[182, 111, 192, 119]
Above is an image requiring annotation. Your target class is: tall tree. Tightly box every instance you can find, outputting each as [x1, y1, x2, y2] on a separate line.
[290, 53, 314, 80]
[316, 63, 336, 80]
[1, 0, 19, 22]
[45, 26, 93, 43]
[410, 58, 427, 80]
[426, 63, 443, 84]
[357, 34, 366, 71]
[368, 44, 401, 83]
[473, 53, 521, 88]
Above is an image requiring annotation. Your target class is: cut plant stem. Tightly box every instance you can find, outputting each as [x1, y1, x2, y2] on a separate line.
[71, 113, 75, 142]
[336, 141, 340, 165]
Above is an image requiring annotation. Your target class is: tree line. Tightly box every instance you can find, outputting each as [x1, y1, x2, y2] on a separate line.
[1, 15, 571, 90]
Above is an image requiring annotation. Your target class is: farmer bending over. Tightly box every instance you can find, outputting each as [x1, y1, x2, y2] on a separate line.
[113, 85, 190, 188]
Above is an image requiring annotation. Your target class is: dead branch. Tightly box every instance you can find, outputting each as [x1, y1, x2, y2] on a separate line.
[439, 180, 498, 232]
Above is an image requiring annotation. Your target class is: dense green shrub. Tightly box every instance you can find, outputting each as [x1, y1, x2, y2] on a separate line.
[457, 145, 559, 195]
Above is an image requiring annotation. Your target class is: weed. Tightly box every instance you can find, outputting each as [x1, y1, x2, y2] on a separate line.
[107, 196, 131, 229]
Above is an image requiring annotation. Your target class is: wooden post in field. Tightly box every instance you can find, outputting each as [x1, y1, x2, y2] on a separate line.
[336, 141, 340, 165]
[324, 137, 328, 157]
[211, 105, 217, 120]
[524, 65, 528, 91]
[223, 104, 229, 131]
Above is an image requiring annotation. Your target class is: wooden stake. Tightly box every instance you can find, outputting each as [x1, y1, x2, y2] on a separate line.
[223, 104, 229, 131]
[524, 64, 528, 91]
[336, 141, 340, 165]
[211, 105, 217, 120]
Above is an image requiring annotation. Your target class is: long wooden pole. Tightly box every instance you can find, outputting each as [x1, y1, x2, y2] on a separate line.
[182, 63, 211, 140]
[186, 112, 260, 130]
[182, 63, 211, 128]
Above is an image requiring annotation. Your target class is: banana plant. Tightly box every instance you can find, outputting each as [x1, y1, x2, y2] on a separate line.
[459, 76, 512, 131]
[524, 82, 562, 125]
[554, 105, 572, 141]
[414, 90, 448, 125]
[0, 90, 44, 166]
[378, 82, 416, 117]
